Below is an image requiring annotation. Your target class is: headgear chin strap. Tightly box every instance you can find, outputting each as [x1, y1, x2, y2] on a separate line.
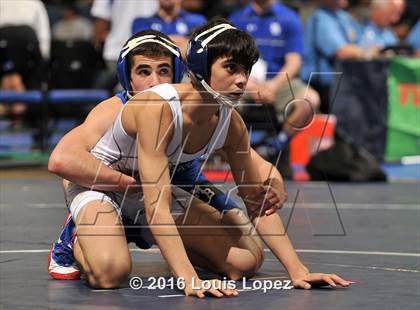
[200, 79, 243, 108]
[117, 34, 184, 92]
[186, 23, 242, 108]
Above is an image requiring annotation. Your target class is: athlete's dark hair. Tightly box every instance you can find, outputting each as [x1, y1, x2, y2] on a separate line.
[190, 17, 259, 79]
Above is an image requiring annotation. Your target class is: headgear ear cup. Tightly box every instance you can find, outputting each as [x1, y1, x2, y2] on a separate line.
[171, 50, 184, 84]
[116, 51, 131, 91]
[186, 39, 209, 81]
[117, 34, 185, 91]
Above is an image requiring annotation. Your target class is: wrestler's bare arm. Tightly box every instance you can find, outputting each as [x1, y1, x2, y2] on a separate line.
[223, 111, 351, 289]
[124, 93, 199, 286]
[48, 97, 136, 190]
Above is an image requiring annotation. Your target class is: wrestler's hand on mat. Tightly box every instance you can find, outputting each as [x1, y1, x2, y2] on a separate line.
[291, 271, 352, 289]
[240, 178, 287, 217]
[184, 278, 239, 298]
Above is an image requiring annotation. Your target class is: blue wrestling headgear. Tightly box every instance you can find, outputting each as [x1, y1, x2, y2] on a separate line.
[186, 23, 243, 108]
[186, 23, 237, 83]
[117, 34, 184, 91]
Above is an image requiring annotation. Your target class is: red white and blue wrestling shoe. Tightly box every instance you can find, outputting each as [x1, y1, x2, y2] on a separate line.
[47, 213, 80, 280]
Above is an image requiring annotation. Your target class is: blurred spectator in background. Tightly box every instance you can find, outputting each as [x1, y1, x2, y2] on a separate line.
[52, 4, 93, 41]
[297, 0, 319, 25]
[388, 0, 406, 25]
[406, 20, 420, 56]
[0, 0, 50, 134]
[392, 0, 420, 42]
[181, 0, 205, 13]
[90, 0, 158, 91]
[300, 0, 364, 112]
[357, 0, 404, 52]
[182, 0, 248, 19]
[132, 0, 206, 58]
[0, 0, 51, 60]
[230, 0, 320, 151]
[347, 0, 371, 24]
[48, 2, 98, 90]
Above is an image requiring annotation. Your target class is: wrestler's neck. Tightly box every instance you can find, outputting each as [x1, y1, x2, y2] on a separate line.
[177, 83, 220, 125]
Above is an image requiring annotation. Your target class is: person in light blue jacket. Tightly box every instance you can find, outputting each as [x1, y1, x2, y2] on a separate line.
[406, 20, 420, 54]
[301, 0, 364, 111]
[358, 0, 403, 51]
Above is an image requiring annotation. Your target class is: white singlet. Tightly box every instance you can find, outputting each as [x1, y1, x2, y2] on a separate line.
[66, 84, 233, 248]
[91, 83, 233, 175]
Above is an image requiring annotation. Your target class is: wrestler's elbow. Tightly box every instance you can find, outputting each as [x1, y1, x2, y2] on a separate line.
[48, 147, 71, 176]
[48, 150, 65, 175]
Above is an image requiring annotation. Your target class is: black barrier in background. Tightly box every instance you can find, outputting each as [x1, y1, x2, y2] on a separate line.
[331, 59, 389, 161]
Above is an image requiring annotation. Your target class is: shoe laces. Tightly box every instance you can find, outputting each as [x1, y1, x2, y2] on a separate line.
[52, 241, 75, 267]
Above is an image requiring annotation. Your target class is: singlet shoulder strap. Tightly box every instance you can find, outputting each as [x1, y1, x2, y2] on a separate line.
[145, 84, 183, 157]
[209, 105, 233, 151]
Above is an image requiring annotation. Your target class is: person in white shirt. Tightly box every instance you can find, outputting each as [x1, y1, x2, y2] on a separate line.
[91, 0, 158, 70]
[0, 0, 50, 60]
[52, 4, 94, 42]
[0, 0, 50, 141]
